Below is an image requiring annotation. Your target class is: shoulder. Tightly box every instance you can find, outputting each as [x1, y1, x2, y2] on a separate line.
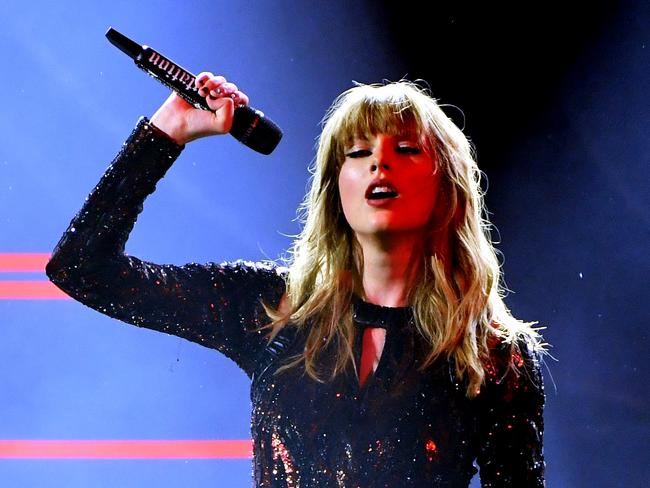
[484, 331, 545, 397]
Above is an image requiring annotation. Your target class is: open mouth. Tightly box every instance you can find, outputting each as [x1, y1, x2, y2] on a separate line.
[365, 183, 399, 200]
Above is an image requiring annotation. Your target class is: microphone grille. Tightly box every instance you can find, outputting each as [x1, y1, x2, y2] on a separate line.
[231, 106, 283, 155]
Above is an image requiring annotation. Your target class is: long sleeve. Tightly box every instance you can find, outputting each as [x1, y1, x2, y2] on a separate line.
[476, 336, 546, 487]
[46, 117, 286, 377]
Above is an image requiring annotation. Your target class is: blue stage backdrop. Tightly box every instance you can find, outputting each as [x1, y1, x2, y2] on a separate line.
[0, 1, 648, 487]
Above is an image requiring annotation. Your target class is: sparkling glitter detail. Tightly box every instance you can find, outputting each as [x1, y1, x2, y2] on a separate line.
[425, 438, 439, 462]
[46, 117, 546, 487]
[271, 430, 297, 487]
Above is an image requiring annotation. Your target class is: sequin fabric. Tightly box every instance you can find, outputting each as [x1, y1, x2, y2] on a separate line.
[47, 118, 546, 487]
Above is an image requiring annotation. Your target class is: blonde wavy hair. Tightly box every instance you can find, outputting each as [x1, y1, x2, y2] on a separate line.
[267, 80, 544, 398]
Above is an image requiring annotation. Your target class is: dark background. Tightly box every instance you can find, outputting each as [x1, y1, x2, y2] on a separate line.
[385, 2, 649, 486]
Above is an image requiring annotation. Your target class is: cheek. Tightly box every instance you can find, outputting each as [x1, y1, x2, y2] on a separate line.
[409, 171, 441, 218]
[337, 165, 360, 217]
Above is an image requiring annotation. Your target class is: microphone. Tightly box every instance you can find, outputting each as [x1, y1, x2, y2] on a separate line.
[105, 27, 282, 155]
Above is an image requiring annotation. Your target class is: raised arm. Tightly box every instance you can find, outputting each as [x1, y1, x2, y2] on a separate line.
[46, 75, 284, 377]
[475, 336, 546, 487]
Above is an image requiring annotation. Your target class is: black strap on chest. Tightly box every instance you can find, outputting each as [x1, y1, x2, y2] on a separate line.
[352, 296, 414, 330]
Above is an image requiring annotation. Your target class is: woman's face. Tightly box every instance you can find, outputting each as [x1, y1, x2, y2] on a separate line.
[337, 132, 441, 241]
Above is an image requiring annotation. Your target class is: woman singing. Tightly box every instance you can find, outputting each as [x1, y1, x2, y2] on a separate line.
[46, 73, 546, 487]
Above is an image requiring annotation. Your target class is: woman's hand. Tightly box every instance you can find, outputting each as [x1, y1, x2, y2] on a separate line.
[150, 72, 250, 145]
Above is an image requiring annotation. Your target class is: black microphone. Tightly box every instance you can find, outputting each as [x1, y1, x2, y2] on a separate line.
[105, 27, 282, 155]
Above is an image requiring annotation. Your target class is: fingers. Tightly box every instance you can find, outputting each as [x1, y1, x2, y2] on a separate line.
[195, 72, 249, 111]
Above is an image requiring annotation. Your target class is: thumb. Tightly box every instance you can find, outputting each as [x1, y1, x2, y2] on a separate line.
[211, 97, 235, 133]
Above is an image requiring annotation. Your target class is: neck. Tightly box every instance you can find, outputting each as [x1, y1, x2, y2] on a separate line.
[356, 232, 424, 307]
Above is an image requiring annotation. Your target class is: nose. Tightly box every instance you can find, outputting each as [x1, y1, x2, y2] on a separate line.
[369, 136, 391, 173]
[369, 161, 390, 173]
[369, 152, 390, 173]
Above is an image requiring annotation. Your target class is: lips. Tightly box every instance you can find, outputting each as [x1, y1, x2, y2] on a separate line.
[365, 179, 399, 200]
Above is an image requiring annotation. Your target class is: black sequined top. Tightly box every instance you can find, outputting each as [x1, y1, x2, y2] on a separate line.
[46, 118, 545, 487]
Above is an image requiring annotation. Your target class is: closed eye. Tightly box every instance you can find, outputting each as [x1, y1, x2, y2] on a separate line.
[396, 146, 421, 155]
[345, 149, 372, 158]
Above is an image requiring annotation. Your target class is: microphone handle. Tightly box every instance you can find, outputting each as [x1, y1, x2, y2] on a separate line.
[135, 46, 219, 111]
[106, 27, 282, 155]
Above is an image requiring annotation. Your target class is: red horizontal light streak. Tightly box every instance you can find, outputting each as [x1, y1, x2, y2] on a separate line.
[0, 253, 70, 299]
[0, 440, 253, 459]
[0, 253, 50, 272]
[0, 281, 69, 300]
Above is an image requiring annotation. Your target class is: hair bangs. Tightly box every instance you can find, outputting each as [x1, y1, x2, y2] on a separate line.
[335, 90, 426, 148]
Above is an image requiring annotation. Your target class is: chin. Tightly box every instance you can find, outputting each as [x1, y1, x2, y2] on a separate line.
[364, 218, 396, 234]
